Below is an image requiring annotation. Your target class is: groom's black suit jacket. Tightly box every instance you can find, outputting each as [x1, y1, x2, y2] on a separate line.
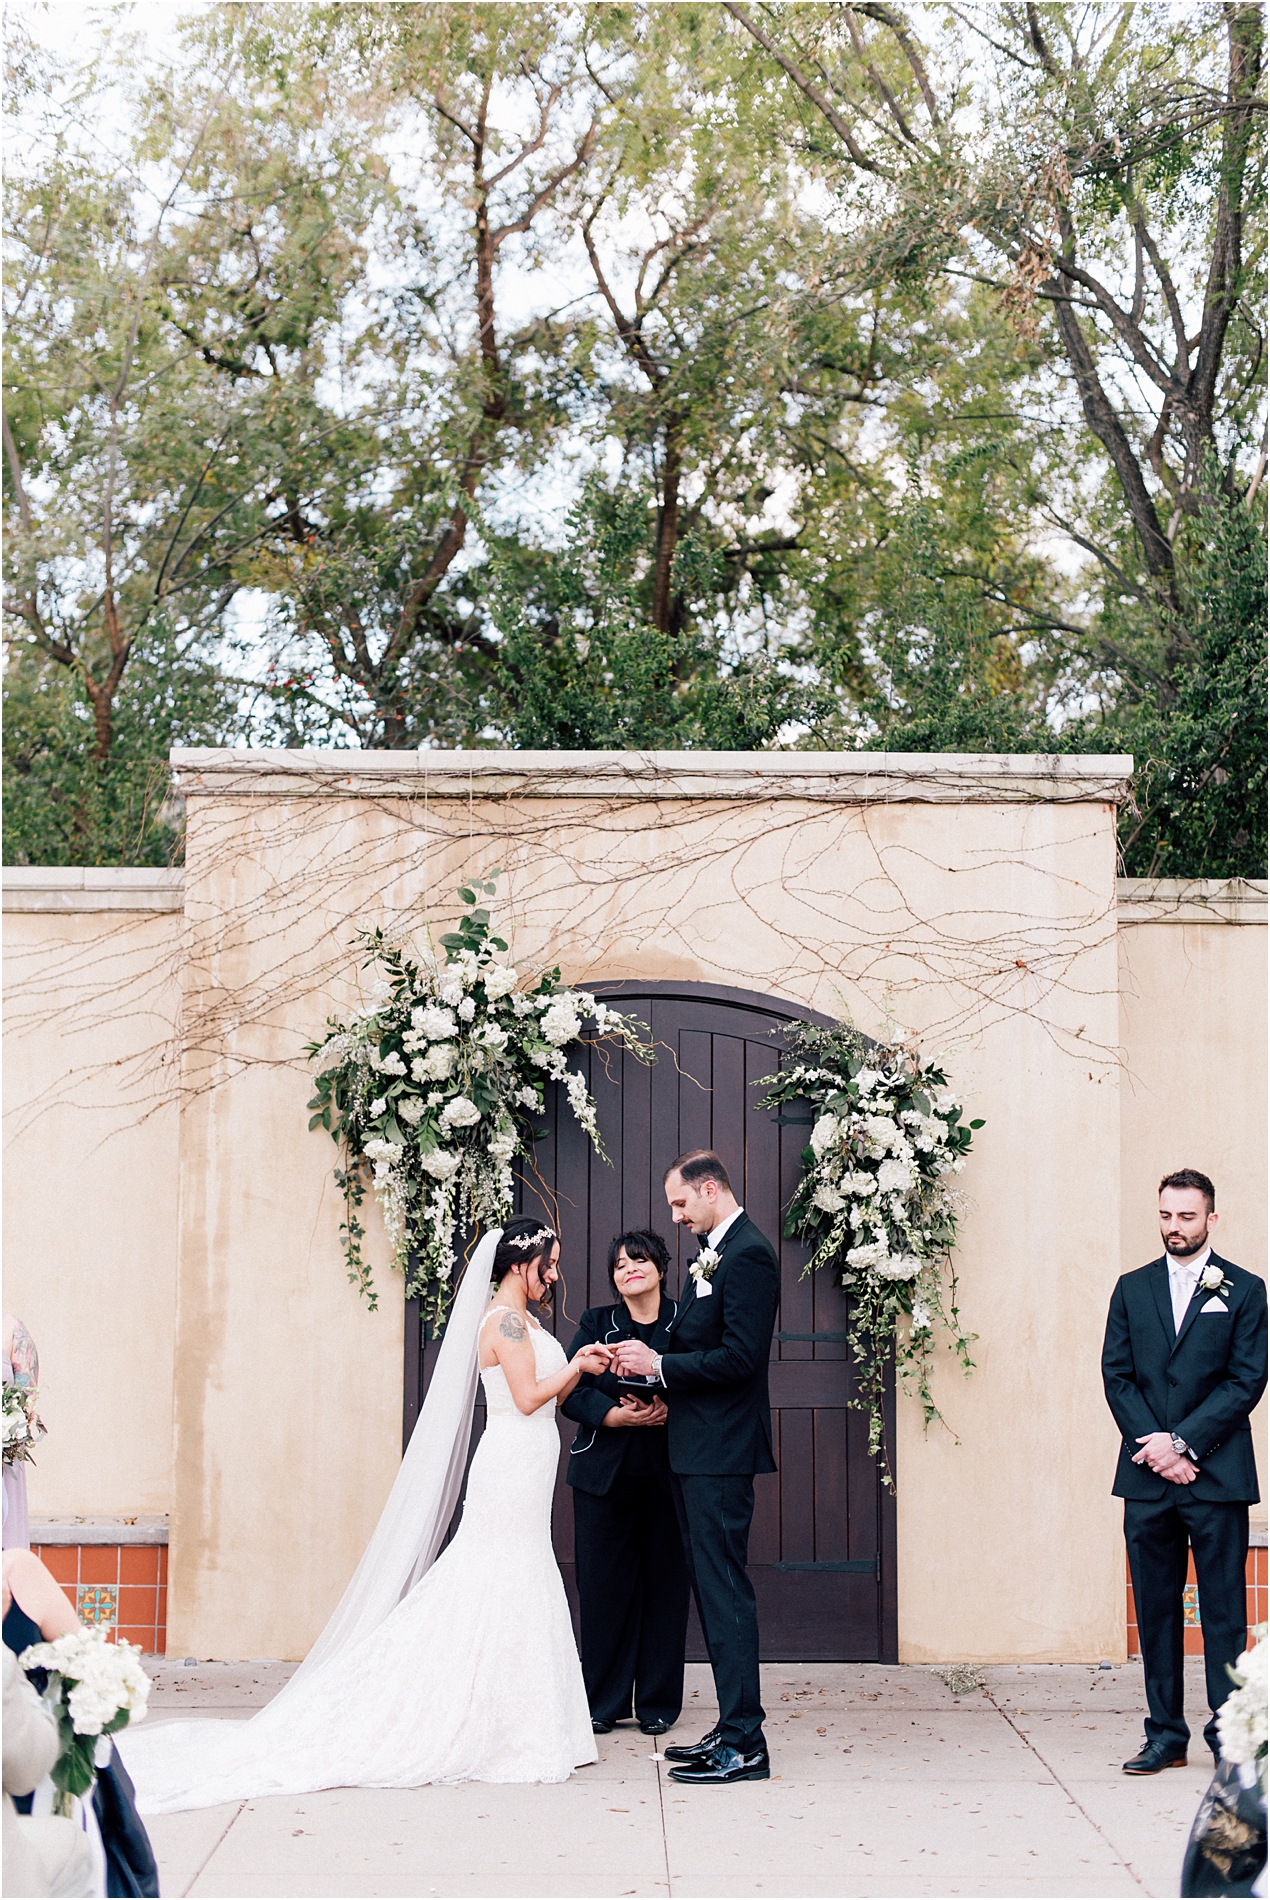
[1101, 1250, 1266, 1503]
[659, 1214, 780, 1478]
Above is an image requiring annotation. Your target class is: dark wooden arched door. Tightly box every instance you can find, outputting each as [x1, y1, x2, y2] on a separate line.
[405, 980, 897, 1663]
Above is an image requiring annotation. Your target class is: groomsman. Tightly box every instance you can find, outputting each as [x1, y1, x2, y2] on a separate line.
[612, 1149, 780, 1786]
[1102, 1169, 1267, 1774]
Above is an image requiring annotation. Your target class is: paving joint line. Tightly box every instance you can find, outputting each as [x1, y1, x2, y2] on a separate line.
[182, 1799, 246, 1898]
[654, 1747, 673, 1896]
[983, 1691, 1150, 1895]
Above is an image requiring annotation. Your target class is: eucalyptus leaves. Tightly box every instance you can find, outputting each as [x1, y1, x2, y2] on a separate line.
[760, 1019, 981, 1480]
[306, 876, 652, 1322]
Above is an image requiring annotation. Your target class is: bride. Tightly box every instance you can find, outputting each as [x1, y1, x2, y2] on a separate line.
[121, 1219, 612, 1811]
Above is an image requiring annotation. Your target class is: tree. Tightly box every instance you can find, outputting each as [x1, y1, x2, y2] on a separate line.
[2, 27, 334, 856]
[726, 4, 1264, 573]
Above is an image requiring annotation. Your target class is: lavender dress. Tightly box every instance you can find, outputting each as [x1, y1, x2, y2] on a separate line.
[3, 1316, 41, 1550]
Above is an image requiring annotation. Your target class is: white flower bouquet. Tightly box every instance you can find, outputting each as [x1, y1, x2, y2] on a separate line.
[307, 873, 654, 1322]
[19, 1627, 150, 1814]
[3, 1380, 45, 1466]
[1217, 1625, 1267, 1791]
[760, 1019, 981, 1479]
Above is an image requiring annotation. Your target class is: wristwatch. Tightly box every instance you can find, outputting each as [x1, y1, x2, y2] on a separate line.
[651, 1352, 664, 1385]
[1170, 1432, 1197, 1461]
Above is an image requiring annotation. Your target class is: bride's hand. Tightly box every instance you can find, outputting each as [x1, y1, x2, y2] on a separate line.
[572, 1343, 613, 1376]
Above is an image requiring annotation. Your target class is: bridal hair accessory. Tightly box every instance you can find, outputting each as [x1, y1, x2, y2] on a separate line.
[506, 1227, 556, 1250]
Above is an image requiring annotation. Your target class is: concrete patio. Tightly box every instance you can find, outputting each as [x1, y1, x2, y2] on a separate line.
[126, 1658, 1216, 1897]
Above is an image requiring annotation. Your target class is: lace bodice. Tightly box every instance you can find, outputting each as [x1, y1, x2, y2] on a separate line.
[479, 1310, 567, 1417]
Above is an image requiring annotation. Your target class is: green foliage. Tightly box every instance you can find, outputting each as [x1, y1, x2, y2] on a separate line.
[488, 481, 821, 749]
[1114, 497, 1268, 879]
[3, 4, 1264, 882]
[2, 638, 238, 866]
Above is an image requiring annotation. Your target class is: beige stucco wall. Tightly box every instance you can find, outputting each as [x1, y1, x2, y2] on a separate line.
[3, 894, 182, 1517]
[5, 774, 1261, 1668]
[164, 750, 1131, 1662]
[1118, 881, 1268, 1512]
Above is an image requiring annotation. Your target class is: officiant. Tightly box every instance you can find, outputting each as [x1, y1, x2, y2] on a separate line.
[562, 1231, 691, 1737]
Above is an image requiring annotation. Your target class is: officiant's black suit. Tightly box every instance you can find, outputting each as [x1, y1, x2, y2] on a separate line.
[562, 1294, 691, 1729]
[1101, 1251, 1267, 1757]
[659, 1213, 780, 1755]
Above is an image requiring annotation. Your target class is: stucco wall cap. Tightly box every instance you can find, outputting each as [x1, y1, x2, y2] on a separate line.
[170, 747, 1134, 805]
[3, 866, 185, 913]
[1117, 877, 1267, 925]
[28, 1515, 170, 1547]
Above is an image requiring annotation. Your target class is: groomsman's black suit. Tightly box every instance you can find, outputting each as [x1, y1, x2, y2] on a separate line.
[561, 1294, 691, 1729]
[659, 1212, 780, 1756]
[1102, 1250, 1267, 1757]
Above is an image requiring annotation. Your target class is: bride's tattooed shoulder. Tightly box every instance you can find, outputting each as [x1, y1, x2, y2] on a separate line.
[498, 1310, 528, 1342]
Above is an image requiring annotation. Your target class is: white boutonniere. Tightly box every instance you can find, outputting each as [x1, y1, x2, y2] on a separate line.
[689, 1246, 720, 1290]
[1199, 1263, 1233, 1297]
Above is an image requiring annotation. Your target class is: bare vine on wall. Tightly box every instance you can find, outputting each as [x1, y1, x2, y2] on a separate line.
[2, 762, 1126, 1214]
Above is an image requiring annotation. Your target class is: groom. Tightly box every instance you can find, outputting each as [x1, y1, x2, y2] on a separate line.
[612, 1149, 779, 1785]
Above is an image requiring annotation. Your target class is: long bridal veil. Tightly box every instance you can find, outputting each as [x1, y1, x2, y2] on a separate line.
[119, 1228, 501, 1807]
[289, 1226, 499, 1684]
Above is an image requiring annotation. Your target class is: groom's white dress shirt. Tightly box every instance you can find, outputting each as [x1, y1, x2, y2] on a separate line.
[1168, 1245, 1210, 1333]
[704, 1206, 745, 1253]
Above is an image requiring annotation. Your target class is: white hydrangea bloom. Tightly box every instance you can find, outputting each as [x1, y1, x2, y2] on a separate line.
[457, 996, 476, 1022]
[910, 1300, 933, 1332]
[812, 1182, 846, 1214]
[809, 1114, 841, 1158]
[440, 1095, 481, 1129]
[877, 1157, 915, 1196]
[369, 1097, 387, 1117]
[1216, 1629, 1267, 1768]
[862, 1114, 901, 1157]
[412, 1004, 457, 1042]
[540, 997, 582, 1047]
[854, 1069, 881, 1095]
[517, 1085, 540, 1109]
[487, 1125, 518, 1163]
[476, 1023, 508, 1052]
[511, 994, 536, 1018]
[878, 1253, 920, 1281]
[483, 965, 519, 999]
[420, 1148, 461, 1180]
[846, 1237, 889, 1272]
[438, 977, 464, 1007]
[397, 1097, 427, 1126]
[413, 1043, 457, 1083]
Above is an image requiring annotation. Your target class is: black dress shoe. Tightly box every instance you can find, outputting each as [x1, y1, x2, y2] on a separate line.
[591, 1718, 615, 1734]
[640, 1718, 673, 1736]
[668, 1743, 771, 1785]
[1122, 1742, 1188, 1774]
[663, 1727, 722, 1762]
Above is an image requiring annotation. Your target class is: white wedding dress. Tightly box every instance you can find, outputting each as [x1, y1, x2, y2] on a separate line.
[121, 1298, 596, 1812]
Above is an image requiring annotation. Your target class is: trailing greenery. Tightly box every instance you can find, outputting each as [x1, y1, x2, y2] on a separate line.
[759, 1019, 981, 1483]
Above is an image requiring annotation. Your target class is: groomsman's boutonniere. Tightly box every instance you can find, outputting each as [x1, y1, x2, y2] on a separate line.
[1199, 1263, 1234, 1299]
[690, 1246, 720, 1290]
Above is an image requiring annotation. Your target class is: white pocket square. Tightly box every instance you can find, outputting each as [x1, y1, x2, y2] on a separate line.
[1200, 1297, 1229, 1313]
[695, 1279, 713, 1298]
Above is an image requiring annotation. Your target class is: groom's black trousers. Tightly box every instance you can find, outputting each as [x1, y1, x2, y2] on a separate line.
[573, 1473, 691, 1727]
[1124, 1494, 1249, 1757]
[672, 1473, 765, 1753]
